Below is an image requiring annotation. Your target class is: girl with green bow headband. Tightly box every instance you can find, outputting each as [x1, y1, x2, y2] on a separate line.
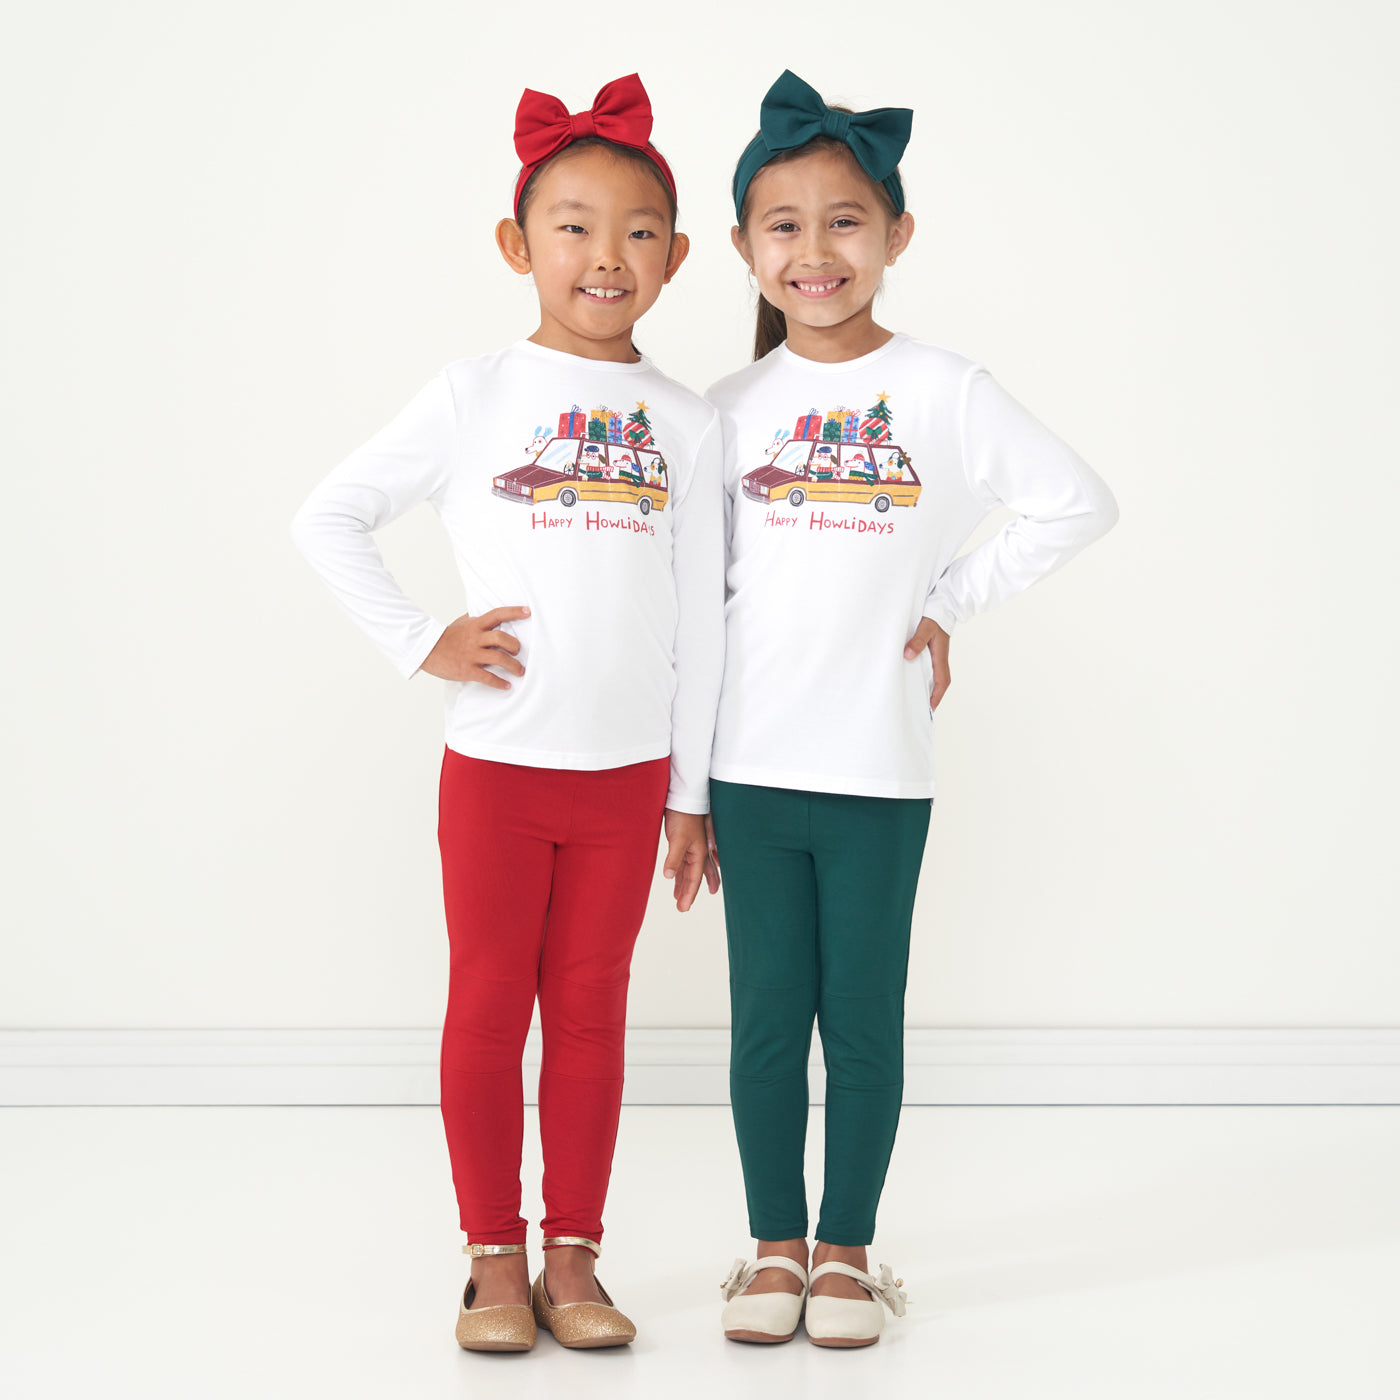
[731, 69, 916, 362]
[708, 71, 1119, 1349]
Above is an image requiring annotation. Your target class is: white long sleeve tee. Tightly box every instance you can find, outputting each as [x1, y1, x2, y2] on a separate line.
[291, 339, 727, 813]
[705, 333, 1118, 800]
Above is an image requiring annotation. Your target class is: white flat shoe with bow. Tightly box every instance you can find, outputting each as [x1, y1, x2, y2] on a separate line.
[719, 1255, 810, 1343]
[803, 1261, 908, 1347]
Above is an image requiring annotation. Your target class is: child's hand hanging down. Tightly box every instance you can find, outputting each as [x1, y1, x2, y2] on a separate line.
[903, 617, 952, 713]
[704, 814, 720, 889]
[663, 810, 721, 912]
[420, 606, 532, 688]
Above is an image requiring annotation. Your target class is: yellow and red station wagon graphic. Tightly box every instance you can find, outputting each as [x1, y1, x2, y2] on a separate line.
[492, 401, 669, 515]
[742, 393, 920, 513]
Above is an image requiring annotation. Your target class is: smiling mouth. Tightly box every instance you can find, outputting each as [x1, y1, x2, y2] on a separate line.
[790, 277, 848, 298]
[579, 286, 629, 302]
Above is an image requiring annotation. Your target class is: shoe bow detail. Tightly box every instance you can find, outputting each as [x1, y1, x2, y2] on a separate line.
[720, 1257, 756, 1301]
[871, 1263, 909, 1316]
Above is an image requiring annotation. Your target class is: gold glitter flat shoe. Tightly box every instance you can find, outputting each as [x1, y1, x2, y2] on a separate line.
[531, 1236, 636, 1348]
[455, 1242, 536, 1352]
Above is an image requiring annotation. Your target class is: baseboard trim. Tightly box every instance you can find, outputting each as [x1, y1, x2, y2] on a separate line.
[4, 1028, 1400, 1107]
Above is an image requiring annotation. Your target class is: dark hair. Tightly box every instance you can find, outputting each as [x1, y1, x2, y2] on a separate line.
[735, 121, 903, 361]
[515, 136, 679, 231]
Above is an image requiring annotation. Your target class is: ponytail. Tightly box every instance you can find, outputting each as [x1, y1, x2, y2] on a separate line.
[754, 294, 787, 360]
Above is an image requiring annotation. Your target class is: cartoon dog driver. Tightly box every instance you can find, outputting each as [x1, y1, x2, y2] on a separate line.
[811, 443, 840, 480]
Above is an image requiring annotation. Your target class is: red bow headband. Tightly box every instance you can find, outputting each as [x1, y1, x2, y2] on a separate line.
[513, 72, 677, 218]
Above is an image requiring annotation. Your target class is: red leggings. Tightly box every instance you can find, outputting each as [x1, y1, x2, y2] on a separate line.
[437, 747, 669, 1246]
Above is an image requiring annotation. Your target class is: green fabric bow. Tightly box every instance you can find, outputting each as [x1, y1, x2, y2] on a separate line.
[732, 70, 913, 222]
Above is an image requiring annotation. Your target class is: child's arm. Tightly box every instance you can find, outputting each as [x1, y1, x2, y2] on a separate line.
[922, 365, 1119, 636]
[291, 369, 513, 682]
[661, 410, 728, 910]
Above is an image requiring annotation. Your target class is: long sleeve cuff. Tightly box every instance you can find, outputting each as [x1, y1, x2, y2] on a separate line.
[921, 592, 959, 636]
[398, 617, 449, 679]
[664, 776, 710, 815]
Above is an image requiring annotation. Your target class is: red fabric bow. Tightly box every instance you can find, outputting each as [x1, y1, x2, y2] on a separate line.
[512, 73, 676, 216]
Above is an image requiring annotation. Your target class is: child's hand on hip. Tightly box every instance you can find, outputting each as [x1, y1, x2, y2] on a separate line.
[903, 616, 952, 712]
[663, 810, 717, 912]
[420, 607, 530, 687]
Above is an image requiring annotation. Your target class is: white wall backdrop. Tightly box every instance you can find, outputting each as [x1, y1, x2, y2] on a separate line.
[3, 0, 1397, 1033]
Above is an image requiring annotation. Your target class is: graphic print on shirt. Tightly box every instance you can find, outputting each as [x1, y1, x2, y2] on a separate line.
[741, 392, 919, 514]
[492, 400, 670, 519]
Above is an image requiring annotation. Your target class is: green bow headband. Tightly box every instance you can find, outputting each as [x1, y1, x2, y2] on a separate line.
[732, 70, 913, 224]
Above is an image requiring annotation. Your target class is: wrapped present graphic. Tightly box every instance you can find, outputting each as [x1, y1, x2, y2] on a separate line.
[824, 409, 860, 443]
[794, 409, 822, 440]
[859, 415, 891, 445]
[589, 408, 622, 441]
[558, 405, 586, 439]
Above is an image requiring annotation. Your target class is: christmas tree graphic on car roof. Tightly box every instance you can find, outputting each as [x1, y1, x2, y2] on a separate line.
[493, 402, 669, 514]
[743, 392, 920, 512]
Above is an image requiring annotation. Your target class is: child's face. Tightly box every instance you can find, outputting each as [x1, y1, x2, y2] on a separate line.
[734, 148, 912, 337]
[500, 146, 688, 359]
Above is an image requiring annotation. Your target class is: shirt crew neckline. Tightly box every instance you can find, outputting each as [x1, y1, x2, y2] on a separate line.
[775, 332, 907, 374]
[511, 337, 655, 374]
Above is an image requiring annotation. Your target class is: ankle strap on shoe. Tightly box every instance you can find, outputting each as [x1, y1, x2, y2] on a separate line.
[462, 1241, 527, 1257]
[541, 1236, 601, 1257]
[808, 1260, 908, 1315]
[754, 1254, 809, 1283]
[720, 1253, 809, 1300]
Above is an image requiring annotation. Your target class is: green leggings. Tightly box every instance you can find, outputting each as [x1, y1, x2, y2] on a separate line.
[710, 779, 931, 1247]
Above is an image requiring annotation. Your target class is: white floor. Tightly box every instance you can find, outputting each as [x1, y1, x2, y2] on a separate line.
[1, 1105, 1397, 1400]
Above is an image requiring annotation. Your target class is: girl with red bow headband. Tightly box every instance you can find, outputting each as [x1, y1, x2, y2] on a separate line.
[292, 73, 724, 1355]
